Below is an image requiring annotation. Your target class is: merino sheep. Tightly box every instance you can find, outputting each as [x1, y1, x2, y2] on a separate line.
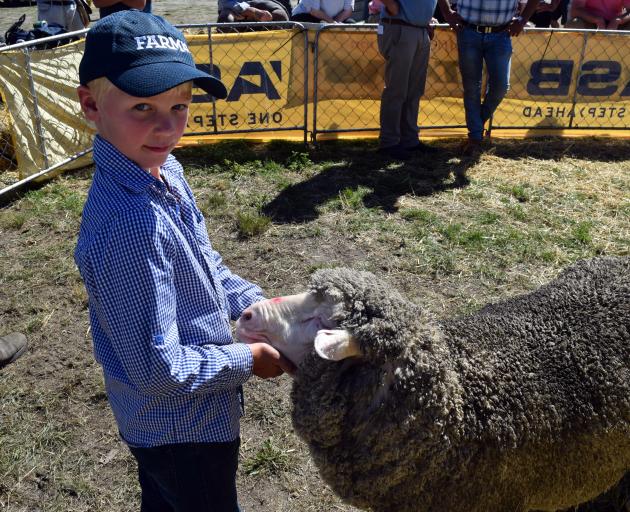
[236, 257, 630, 512]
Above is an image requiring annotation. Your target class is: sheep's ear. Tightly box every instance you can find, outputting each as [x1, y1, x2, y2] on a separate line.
[314, 329, 362, 361]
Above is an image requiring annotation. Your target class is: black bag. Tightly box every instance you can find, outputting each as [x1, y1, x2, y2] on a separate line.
[4, 13, 72, 49]
[4, 14, 35, 45]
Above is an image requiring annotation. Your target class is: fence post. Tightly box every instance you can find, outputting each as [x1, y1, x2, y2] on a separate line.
[24, 49, 50, 170]
[312, 28, 321, 143]
[303, 28, 309, 144]
[206, 25, 220, 135]
[569, 30, 589, 130]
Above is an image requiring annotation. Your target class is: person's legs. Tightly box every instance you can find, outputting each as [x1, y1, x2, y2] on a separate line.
[250, 0, 289, 20]
[400, 28, 431, 148]
[37, 1, 84, 30]
[480, 31, 512, 130]
[290, 12, 320, 22]
[273, 0, 292, 16]
[268, 7, 289, 20]
[217, 8, 237, 22]
[559, 0, 570, 24]
[529, 10, 553, 27]
[130, 439, 241, 512]
[63, 3, 86, 31]
[457, 27, 484, 141]
[378, 24, 417, 149]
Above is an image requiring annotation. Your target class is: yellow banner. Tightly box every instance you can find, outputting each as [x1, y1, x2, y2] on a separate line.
[311, 28, 630, 135]
[185, 30, 306, 135]
[495, 31, 630, 131]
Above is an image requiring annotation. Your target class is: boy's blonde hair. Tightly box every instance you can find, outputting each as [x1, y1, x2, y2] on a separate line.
[87, 77, 116, 104]
[87, 77, 193, 104]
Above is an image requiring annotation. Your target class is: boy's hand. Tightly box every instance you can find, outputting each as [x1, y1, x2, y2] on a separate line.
[249, 342, 296, 378]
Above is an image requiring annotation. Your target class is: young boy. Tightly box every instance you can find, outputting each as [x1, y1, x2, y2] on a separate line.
[74, 10, 294, 511]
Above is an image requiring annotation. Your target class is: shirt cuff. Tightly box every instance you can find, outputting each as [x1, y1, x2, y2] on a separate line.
[228, 341, 254, 384]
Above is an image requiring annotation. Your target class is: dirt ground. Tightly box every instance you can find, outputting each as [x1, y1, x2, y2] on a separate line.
[0, 138, 629, 512]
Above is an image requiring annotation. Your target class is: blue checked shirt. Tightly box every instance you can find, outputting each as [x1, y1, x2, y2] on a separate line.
[75, 136, 263, 448]
[456, 0, 520, 25]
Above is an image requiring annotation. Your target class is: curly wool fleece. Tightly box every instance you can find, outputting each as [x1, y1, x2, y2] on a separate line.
[290, 257, 630, 512]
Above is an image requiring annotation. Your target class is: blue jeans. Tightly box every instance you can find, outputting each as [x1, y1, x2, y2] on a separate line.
[129, 439, 241, 512]
[457, 27, 513, 141]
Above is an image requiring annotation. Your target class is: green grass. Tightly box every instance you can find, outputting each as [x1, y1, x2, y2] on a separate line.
[242, 439, 293, 476]
[236, 210, 272, 238]
[0, 210, 27, 229]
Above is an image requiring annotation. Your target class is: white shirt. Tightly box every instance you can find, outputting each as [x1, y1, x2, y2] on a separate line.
[292, 0, 355, 18]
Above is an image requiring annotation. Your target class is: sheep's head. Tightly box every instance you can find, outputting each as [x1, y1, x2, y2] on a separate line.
[236, 268, 415, 366]
[235, 288, 360, 366]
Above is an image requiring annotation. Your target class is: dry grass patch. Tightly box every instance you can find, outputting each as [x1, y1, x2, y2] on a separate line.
[0, 137, 628, 512]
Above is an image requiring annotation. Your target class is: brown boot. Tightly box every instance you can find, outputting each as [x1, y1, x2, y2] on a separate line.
[0, 332, 27, 369]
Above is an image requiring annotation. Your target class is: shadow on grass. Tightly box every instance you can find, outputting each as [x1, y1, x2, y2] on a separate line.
[262, 140, 476, 223]
[488, 136, 630, 162]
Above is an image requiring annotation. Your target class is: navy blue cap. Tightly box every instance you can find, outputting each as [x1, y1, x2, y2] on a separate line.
[79, 10, 227, 99]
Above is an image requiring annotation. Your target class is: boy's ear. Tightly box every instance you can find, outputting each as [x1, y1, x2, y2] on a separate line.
[77, 85, 100, 123]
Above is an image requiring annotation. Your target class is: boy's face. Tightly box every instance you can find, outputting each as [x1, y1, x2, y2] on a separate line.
[78, 83, 192, 171]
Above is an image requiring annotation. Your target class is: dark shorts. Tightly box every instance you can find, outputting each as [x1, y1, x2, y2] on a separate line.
[529, 0, 569, 27]
[217, 0, 289, 22]
[129, 439, 240, 512]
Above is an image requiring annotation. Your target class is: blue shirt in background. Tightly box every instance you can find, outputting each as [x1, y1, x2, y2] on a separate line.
[456, 0, 520, 26]
[381, 0, 437, 26]
[75, 136, 262, 447]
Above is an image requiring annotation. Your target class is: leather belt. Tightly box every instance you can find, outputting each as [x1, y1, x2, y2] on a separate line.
[381, 18, 426, 29]
[464, 21, 510, 33]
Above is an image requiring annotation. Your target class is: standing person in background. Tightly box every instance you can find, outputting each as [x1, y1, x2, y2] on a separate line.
[438, 0, 538, 155]
[36, 0, 88, 31]
[93, 0, 151, 19]
[376, 0, 438, 161]
[291, 0, 356, 23]
[566, 0, 630, 29]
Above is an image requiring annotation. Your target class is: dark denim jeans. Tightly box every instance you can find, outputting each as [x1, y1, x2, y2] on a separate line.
[129, 439, 241, 512]
[457, 26, 513, 141]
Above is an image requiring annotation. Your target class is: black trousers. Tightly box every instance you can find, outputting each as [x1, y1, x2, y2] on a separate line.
[129, 439, 241, 512]
[217, 0, 289, 22]
[529, 0, 569, 27]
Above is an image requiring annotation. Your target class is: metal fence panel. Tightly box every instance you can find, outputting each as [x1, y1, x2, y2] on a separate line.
[0, 22, 309, 194]
[476, 28, 630, 134]
[1, 23, 629, 197]
[181, 22, 308, 139]
[312, 25, 468, 140]
[0, 30, 91, 192]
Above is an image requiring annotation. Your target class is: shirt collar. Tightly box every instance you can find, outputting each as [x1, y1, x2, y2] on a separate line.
[92, 135, 181, 194]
